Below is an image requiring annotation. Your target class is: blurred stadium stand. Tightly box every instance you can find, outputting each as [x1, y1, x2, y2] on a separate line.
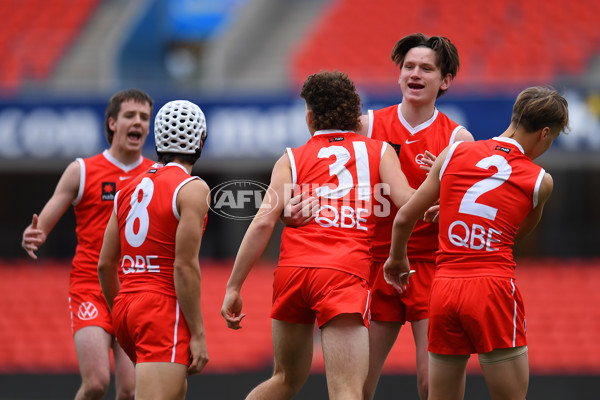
[291, 0, 600, 92]
[1, 0, 599, 94]
[0, 259, 599, 398]
[1, 0, 599, 398]
[0, 0, 102, 94]
[1, 259, 599, 375]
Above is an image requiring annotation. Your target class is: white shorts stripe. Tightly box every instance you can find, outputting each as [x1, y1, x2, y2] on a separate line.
[511, 279, 517, 347]
[171, 301, 180, 362]
[363, 289, 371, 320]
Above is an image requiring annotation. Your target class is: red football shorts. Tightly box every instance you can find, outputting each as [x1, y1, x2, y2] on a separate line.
[112, 291, 191, 365]
[369, 259, 434, 323]
[428, 276, 527, 355]
[271, 266, 371, 328]
[69, 289, 114, 336]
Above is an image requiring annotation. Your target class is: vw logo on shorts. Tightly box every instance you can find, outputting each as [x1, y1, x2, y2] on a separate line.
[209, 180, 279, 220]
[78, 302, 98, 320]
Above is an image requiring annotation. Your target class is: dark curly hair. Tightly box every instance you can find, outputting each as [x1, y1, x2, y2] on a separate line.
[300, 71, 362, 132]
[391, 33, 460, 98]
[104, 88, 153, 145]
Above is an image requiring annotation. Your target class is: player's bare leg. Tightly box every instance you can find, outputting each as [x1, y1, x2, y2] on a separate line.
[428, 352, 468, 400]
[246, 320, 314, 400]
[112, 339, 135, 399]
[74, 327, 112, 400]
[412, 318, 429, 399]
[363, 320, 402, 399]
[321, 314, 369, 400]
[135, 362, 188, 400]
[480, 347, 529, 400]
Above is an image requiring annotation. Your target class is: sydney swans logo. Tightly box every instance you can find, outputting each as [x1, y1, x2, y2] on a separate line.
[209, 180, 279, 220]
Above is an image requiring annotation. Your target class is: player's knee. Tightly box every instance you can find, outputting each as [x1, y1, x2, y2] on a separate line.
[330, 384, 363, 400]
[282, 374, 306, 394]
[80, 380, 109, 400]
[115, 387, 135, 400]
[327, 370, 365, 399]
[80, 371, 111, 399]
[275, 369, 307, 395]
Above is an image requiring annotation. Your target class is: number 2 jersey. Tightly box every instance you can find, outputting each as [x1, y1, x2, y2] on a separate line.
[367, 104, 464, 262]
[436, 137, 546, 278]
[278, 130, 387, 282]
[114, 163, 202, 296]
[71, 150, 155, 292]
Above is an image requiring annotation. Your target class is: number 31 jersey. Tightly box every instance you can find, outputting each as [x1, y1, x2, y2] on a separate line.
[436, 137, 545, 279]
[114, 163, 201, 296]
[278, 130, 386, 281]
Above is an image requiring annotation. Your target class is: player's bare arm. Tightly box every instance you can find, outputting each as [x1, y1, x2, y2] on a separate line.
[384, 146, 449, 292]
[419, 128, 474, 222]
[515, 172, 554, 241]
[221, 154, 292, 329]
[391, 145, 450, 254]
[174, 178, 211, 375]
[22, 160, 80, 259]
[98, 211, 122, 310]
[455, 127, 474, 143]
[379, 144, 415, 209]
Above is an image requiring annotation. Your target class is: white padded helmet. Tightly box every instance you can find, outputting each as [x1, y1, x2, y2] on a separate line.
[154, 100, 207, 154]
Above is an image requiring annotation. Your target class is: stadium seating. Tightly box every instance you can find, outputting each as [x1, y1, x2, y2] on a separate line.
[0, 260, 76, 372]
[1, 258, 599, 374]
[3, 0, 598, 95]
[0, 0, 100, 95]
[0, 260, 275, 373]
[290, 0, 600, 92]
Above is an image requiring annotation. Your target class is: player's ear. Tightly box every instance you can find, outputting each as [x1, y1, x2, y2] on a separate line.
[440, 73, 452, 91]
[108, 116, 117, 132]
[540, 127, 551, 140]
[305, 108, 314, 129]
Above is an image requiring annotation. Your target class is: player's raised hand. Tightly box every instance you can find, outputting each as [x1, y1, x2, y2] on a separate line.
[22, 214, 46, 260]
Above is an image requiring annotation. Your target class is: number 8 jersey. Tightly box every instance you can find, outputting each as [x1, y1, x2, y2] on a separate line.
[436, 137, 546, 279]
[114, 163, 202, 296]
[278, 130, 387, 282]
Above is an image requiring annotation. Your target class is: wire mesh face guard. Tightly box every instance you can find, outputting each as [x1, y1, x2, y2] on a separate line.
[154, 100, 207, 154]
